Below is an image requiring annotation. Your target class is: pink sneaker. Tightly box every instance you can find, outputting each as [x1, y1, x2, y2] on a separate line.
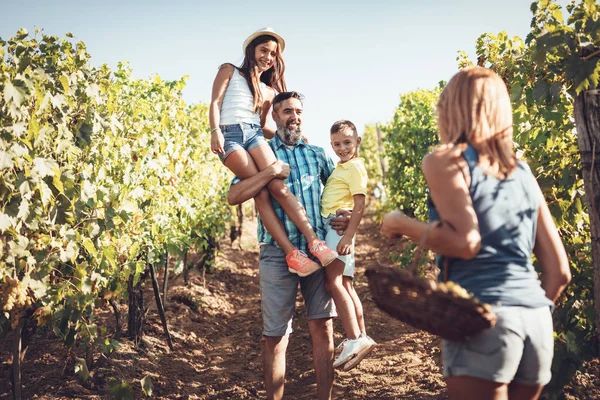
[286, 249, 321, 277]
[309, 240, 338, 266]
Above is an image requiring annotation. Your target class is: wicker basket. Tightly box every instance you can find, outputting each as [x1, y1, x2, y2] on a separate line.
[366, 264, 497, 342]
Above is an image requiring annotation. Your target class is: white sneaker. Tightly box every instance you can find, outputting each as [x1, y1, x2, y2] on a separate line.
[361, 332, 377, 346]
[333, 336, 374, 370]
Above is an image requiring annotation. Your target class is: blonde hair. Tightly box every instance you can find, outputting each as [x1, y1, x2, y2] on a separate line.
[437, 67, 517, 177]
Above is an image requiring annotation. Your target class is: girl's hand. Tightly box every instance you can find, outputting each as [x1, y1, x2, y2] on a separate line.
[211, 129, 225, 154]
[381, 210, 407, 239]
[337, 235, 353, 255]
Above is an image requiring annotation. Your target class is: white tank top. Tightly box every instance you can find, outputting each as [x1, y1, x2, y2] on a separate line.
[220, 69, 263, 125]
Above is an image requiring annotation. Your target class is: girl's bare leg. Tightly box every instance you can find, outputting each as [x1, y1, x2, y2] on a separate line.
[224, 149, 294, 254]
[249, 144, 319, 245]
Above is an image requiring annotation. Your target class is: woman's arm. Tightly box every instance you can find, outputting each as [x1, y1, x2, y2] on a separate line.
[381, 146, 481, 259]
[209, 64, 234, 154]
[533, 193, 571, 302]
[260, 87, 276, 139]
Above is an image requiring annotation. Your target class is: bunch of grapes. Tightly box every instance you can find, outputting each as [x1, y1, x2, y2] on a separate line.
[1, 277, 32, 329]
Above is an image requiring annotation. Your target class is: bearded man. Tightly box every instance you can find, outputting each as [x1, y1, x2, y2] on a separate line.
[227, 91, 349, 400]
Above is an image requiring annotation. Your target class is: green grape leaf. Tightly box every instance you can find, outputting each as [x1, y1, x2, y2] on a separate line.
[4, 80, 28, 107]
[108, 379, 134, 400]
[73, 357, 90, 381]
[140, 375, 153, 397]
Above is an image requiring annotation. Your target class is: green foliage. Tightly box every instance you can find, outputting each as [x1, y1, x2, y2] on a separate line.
[74, 357, 90, 381]
[108, 379, 134, 400]
[0, 29, 231, 361]
[359, 124, 385, 196]
[381, 87, 441, 219]
[140, 375, 153, 397]
[528, 0, 600, 95]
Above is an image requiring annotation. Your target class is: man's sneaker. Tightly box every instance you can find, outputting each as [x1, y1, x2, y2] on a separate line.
[342, 336, 376, 372]
[286, 249, 321, 277]
[332, 336, 375, 370]
[309, 240, 338, 266]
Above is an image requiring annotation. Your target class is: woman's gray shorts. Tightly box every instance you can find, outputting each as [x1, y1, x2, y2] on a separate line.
[442, 305, 554, 385]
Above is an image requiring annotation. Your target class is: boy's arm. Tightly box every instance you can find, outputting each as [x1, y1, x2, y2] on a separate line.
[336, 194, 365, 255]
[227, 161, 290, 205]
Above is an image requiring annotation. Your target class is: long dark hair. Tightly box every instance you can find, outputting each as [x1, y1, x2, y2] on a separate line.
[239, 35, 287, 113]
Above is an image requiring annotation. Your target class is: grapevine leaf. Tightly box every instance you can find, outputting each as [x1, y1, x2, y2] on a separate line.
[83, 238, 98, 258]
[108, 379, 134, 400]
[140, 375, 153, 397]
[565, 331, 580, 356]
[32, 158, 57, 178]
[59, 75, 69, 93]
[82, 277, 92, 294]
[4, 80, 27, 107]
[510, 84, 523, 102]
[15, 28, 28, 39]
[533, 81, 550, 102]
[0, 212, 15, 232]
[74, 357, 90, 381]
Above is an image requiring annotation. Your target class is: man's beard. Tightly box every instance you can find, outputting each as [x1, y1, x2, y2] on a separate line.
[276, 121, 302, 146]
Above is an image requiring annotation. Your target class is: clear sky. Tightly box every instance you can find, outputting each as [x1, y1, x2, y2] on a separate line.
[1, 0, 571, 158]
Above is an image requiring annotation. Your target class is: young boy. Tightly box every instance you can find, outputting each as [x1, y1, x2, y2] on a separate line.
[321, 120, 376, 371]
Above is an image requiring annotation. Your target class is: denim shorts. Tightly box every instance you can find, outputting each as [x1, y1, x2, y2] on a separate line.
[218, 122, 267, 163]
[442, 306, 554, 385]
[259, 244, 337, 336]
[323, 214, 355, 278]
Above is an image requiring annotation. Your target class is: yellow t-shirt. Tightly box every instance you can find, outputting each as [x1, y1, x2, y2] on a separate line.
[320, 157, 368, 217]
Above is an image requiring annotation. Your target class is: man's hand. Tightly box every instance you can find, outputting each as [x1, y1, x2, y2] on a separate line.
[337, 235, 353, 255]
[381, 210, 407, 239]
[330, 209, 351, 236]
[268, 160, 290, 180]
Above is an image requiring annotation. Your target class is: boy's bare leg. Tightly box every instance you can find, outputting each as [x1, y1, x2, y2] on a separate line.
[325, 260, 361, 339]
[343, 277, 365, 334]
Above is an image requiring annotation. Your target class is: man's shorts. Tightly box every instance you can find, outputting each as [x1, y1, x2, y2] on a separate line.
[323, 214, 355, 278]
[259, 244, 337, 336]
[442, 305, 554, 385]
[218, 122, 267, 163]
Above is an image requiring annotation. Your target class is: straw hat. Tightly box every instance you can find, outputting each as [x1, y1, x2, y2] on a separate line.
[242, 27, 285, 54]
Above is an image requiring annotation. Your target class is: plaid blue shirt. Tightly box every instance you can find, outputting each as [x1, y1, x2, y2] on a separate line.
[232, 135, 335, 252]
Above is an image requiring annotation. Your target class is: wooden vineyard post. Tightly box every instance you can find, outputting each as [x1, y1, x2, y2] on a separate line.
[149, 263, 174, 350]
[162, 248, 169, 307]
[574, 87, 600, 353]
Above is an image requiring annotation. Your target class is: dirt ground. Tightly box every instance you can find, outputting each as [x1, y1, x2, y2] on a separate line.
[1, 211, 599, 399]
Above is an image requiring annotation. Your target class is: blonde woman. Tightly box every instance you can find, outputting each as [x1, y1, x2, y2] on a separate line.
[381, 67, 571, 400]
